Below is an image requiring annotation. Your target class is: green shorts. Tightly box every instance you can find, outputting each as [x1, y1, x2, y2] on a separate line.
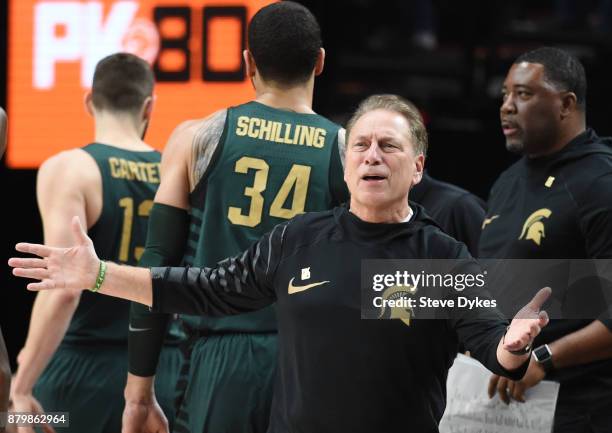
[34, 344, 182, 433]
[173, 333, 276, 433]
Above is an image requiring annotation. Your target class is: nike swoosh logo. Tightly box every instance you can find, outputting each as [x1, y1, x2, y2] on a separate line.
[129, 325, 152, 332]
[288, 277, 330, 294]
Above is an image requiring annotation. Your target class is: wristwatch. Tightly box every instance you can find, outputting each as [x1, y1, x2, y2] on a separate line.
[533, 344, 554, 373]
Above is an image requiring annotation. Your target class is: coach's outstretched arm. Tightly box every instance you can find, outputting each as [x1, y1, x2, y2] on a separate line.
[10, 216, 279, 315]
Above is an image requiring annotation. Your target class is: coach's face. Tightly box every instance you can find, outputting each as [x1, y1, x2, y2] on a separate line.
[500, 62, 565, 156]
[345, 109, 424, 215]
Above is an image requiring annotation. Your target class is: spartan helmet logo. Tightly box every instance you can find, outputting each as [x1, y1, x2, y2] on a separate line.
[518, 208, 552, 246]
[378, 284, 418, 326]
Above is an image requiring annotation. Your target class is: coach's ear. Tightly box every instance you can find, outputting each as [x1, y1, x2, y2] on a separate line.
[84, 92, 95, 117]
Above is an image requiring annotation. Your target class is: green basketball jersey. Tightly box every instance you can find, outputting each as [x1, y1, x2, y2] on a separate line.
[63, 143, 161, 345]
[183, 101, 348, 332]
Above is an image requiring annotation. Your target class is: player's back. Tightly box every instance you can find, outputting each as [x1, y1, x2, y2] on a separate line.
[184, 101, 347, 332]
[63, 143, 161, 345]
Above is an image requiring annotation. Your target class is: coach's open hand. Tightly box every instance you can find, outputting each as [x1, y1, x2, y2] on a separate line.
[9, 216, 100, 291]
[505, 287, 551, 351]
[496, 287, 551, 371]
[10, 216, 154, 306]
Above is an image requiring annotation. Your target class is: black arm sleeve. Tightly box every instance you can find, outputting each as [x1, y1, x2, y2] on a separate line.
[447, 246, 530, 380]
[151, 222, 287, 316]
[128, 203, 189, 377]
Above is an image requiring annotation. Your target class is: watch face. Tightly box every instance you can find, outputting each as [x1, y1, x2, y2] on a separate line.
[534, 345, 551, 362]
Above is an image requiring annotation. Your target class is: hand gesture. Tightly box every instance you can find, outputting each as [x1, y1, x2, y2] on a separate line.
[9, 217, 99, 292]
[504, 287, 551, 353]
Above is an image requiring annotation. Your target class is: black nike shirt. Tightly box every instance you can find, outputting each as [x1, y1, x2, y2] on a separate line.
[479, 128, 612, 404]
[151, 205, 528, 433]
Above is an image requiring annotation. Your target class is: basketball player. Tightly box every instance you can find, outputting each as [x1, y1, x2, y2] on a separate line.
[9, 53, 181, 433]
[124, 3, 348, 432]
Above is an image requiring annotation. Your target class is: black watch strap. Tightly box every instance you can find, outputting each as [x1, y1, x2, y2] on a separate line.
[509, 344, 532, 356]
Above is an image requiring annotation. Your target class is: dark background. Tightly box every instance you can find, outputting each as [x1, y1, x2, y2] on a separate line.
[3, 0, 612, 367]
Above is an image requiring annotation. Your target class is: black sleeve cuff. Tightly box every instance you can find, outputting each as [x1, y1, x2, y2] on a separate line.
[474, 326, 531, 381]
[489, 327, 531, 380]
[494, 351, 531, 380]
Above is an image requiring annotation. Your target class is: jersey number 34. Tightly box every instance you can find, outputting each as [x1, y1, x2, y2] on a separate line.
[228, 156, 311, 227]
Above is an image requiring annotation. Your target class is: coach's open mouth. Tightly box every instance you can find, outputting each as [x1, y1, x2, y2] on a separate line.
[362, 174, 387, 182]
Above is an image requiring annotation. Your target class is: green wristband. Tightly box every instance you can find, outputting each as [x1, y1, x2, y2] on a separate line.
[90, 260, 107, 292]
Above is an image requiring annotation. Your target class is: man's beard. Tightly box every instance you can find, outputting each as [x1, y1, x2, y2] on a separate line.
[505, 139, 524, 154]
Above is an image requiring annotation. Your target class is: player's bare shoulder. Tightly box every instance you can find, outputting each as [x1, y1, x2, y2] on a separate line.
[38, 148, 100, 187]
[36, 149, 103, 224]
[180, 109, 228, 188]
[159, 109, 227, 192]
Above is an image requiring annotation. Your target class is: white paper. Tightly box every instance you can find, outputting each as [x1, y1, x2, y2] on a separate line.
[439, 354, 560, 433]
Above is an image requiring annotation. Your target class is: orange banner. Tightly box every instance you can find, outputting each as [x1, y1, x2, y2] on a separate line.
[7, 0, 274, 168]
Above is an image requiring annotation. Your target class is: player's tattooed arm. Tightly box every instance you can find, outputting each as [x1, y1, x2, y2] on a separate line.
[189, 109, 228, 189]
[152, 109, 226, 209]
